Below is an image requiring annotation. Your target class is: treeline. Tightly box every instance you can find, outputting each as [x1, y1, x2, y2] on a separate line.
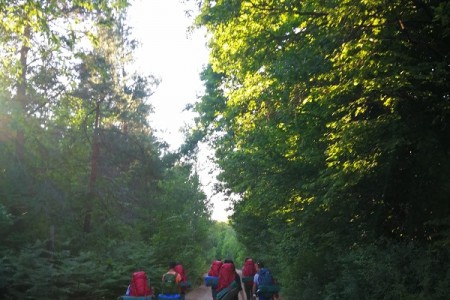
[0, 1, 212, 299]
[206, 222, 247, 265]
[188, 0, 450, 299]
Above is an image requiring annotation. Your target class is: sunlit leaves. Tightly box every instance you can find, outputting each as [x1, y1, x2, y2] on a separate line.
[194, 0, 450, 298]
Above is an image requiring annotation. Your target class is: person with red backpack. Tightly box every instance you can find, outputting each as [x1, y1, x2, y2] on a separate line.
[206, 258, 223, 300]
[124, 271, 153, 299]
[208, 259, 223, 277]
[174, 262, 190, 300]
[241, 258, 257, 300]
[216, 259, 245, 300]
[159, 261, 182, 299]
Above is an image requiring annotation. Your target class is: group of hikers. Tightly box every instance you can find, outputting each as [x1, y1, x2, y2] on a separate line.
[119, 257, 279, 300]
[121, 261, 189, 300]
[205, 258, 280, 300]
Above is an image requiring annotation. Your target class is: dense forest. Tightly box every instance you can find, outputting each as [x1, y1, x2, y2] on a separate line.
[0, 1, 232, 299]
[1, 0, 449, 299]
[186, 0, 450, 299]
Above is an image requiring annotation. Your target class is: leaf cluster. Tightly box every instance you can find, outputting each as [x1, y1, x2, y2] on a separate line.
[0, 1, 212, 298]
[192, 0, 450, 298]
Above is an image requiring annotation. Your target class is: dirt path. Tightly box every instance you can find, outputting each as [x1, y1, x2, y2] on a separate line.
[185, 270, 282, 300]
[185, 283, 213, 300]
[185, 270, 250, 300]
[185, 272, 217, 300]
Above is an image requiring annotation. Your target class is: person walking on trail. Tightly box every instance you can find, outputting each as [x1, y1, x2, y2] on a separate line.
[161, 261, 182, 296]
[216, 259, 245, 300]
[124, 271, 153, 298]
[207, 259, 223, 300]
[174, 262, 189, 300]
[252, 262, 279, 300]
[241, 257, 257, 300]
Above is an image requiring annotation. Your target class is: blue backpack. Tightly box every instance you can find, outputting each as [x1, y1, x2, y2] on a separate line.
[257, 268, 280, 296]
[257, 268, 273, 286]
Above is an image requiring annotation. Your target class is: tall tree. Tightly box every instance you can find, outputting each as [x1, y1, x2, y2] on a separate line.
[0, 1, 214, 298]
[192, 0, 450, 298]
[0, 0, 132, 246]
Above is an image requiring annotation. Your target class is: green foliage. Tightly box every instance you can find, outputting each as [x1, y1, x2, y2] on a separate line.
[204, 222, 247, 268]
[321, 240, 450, 300]
[0, 239, 161, 299]
[192, 0, 450, 299]
[0, 0, 211, 298]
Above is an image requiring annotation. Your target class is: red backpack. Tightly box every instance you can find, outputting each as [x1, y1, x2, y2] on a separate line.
[174, 265, 185, 280]
[242, 259, 256, 277]
[216, 262, 236, 292]
[242, 259, 256, 287]
[208, 260, 223, 277]
[129, 271, 152, 296]
[174, 264, 188, 291]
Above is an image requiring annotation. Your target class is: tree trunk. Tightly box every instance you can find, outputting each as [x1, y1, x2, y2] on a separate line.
[84, 102, 100, 233]
[15, 25, 31, 162]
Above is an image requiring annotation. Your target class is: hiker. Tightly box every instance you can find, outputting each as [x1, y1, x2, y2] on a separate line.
[206, 259, 223, 300]
[125, 271, 153, 297]
[252, 262, 279, 300]
[216, 259, 245, 300]
[241, 258, 257, 300]
[174, 262, 189, 300]
[160, 261, 182, 298]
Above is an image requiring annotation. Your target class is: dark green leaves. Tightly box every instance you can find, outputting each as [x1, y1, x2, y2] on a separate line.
[193, 0, 450, 298]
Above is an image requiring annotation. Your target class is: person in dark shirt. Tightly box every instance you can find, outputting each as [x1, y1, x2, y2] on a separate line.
[217, 259, 245, 300]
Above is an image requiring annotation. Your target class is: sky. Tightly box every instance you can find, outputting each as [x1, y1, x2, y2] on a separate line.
[126, 0, 232, 222]
[126, 0, 207, 148]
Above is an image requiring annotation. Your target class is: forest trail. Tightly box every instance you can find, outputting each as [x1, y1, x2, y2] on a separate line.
[185, 278, 283, 300]
[186, 270, 241, 300]
[185, 282, 212, 300]
[185, 270, 283, 300]
[185, 271, 231, 300]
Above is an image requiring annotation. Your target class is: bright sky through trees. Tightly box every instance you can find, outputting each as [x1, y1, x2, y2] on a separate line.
[127, 0, 207, 149]
[127, 0, 231, 221]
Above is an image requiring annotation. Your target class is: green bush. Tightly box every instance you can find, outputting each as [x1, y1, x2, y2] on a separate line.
[0, 240, 161, 299]
[322, 241, 450, 300]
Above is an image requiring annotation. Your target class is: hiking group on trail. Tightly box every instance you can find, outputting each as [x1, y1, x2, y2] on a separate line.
[118, 257, 279, 300]
[205, 257, 280, 300]
[119, 261, 191, 300]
